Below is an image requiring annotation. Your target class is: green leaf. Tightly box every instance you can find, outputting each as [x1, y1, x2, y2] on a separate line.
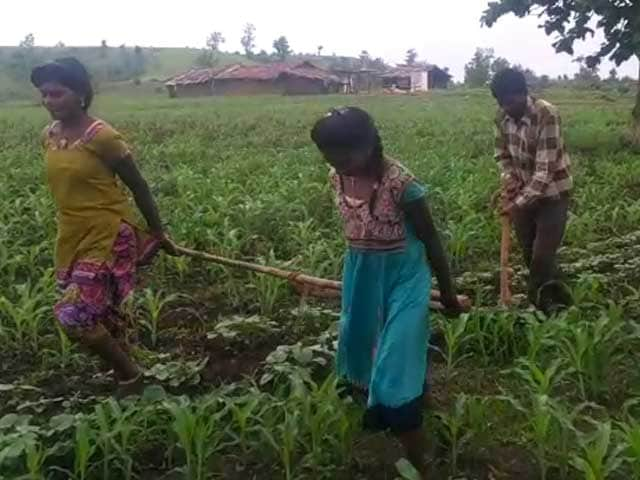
[395, 458, 422, 480]
[48, 414, 77, 433]
[0, 414, 31, 430]
[142, 385, 168, 402]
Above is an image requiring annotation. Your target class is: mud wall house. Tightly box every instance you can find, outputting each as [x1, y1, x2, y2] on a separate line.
[164, 67, 229, 97]
[331, 69, 379, 94]
[212, 64, 290, 95]
[380, 64, 452, 92]
[212, 62, 341, 96]
[279, 64, 342, 95]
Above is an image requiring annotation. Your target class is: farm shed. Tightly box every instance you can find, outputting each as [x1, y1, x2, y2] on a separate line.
[164, 67, 233, 98]
[332, 68, 380, 94]
[380, 64, 452, 92]
[213, 62, 341, 96]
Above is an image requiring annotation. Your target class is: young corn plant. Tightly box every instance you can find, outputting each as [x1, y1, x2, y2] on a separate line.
[166, 397, 228, 480]
[617, 418, 640, 479]
[295, 375, 353, 471]
[467, 309, 526, 366]
[139, 289, 183, 348]
[524, 314, 560, 363]
[251, 250, 289, 316]
[435, 393, 473, 475]
[510, 356, 590, 479]
[560, 309, 631, 402]
[260, 407, 301, 480]
[0, 278, 52, 351]
[512, 358, 568, 397]
[440, 314, 471, 381]
[549, 401, 596, 480]
[463, 395, 494, 458]
[504, 391, 566, 480]
[73, 419, 97, 480]
[168, 255, 191, 283]
[571, 421, 626, 480]
[617, 400, 640, 479]
[41, 321, 81, 371]
[226, 391, 267, 456]
[93, 398, 141, 480]
[571, 274, 607, 306]
[94, 403, 115, 480]
[22, 439, 49, 480]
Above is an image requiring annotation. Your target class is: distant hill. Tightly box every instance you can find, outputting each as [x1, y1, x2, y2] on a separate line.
[0, 44, 373, 101]
[0, 46, 248, 101]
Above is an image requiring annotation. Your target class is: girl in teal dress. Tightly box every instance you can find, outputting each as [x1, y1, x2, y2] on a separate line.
[311, 107, 464, 477]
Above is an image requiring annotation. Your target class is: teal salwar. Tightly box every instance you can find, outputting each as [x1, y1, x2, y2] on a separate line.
[336, 182, 431, 431]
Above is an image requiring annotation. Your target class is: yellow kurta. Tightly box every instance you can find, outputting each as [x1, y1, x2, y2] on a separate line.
[45, 121, 141, 270]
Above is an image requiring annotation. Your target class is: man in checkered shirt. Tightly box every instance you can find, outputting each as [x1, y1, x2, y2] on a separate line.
[491, 68, 573, 314]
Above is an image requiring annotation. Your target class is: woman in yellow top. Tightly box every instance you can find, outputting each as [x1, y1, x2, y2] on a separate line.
[31, 57, 177, 390]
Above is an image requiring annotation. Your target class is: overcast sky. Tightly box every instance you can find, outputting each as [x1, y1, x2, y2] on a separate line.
[2, 0, 638, 81]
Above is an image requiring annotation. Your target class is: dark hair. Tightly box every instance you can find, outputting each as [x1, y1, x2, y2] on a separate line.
[490, 68, 528, 101]
[310, 106, 383, 163]
[31, 57, 94, 110]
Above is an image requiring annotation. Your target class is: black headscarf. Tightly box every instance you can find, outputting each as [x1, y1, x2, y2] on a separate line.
[31, 57, 94, 110]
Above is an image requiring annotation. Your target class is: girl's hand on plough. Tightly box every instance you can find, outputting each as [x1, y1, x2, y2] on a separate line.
[155, 232, 181, 256]
[441, 295, 471, 318]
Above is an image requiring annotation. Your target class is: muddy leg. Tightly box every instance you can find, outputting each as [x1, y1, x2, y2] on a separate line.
[79, 324, 140, 382]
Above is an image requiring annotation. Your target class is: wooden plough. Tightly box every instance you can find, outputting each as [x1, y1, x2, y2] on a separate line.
[176, 246, 470, 312]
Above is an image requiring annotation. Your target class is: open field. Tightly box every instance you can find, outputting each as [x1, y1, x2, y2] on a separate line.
[1, 89, 640, 479]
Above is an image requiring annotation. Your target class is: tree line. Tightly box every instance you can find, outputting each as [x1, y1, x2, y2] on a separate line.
[195, 23, 390, 72]
[463, 47, 637, 94]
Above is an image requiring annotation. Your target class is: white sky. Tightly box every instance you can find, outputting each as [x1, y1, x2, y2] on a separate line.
[2, 0, 638, 82]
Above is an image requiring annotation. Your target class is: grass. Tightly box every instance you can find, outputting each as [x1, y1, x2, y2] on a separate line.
[0, 88, 639, 479]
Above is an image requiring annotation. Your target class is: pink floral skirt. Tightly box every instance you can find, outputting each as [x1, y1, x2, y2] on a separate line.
[54, 223, 159, 338]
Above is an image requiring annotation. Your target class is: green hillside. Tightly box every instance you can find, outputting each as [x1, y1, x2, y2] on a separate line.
[0, 44, 368, 102]
[0, 46, 250, 101]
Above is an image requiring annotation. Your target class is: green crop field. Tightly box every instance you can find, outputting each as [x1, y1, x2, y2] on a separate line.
[1, 89, 640, 479]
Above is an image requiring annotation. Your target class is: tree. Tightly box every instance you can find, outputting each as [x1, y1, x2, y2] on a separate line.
[8, 34, 38, 82]
[539, 74, 551, 89]
[100, 40, 108, 59]
[608, 68, 619, 82]
[491, 56, 510, 76]
[254, 49, 271, 63]
[464, 48, 494, 87]
[482, 0, 640, 142]
[19, 33, 35, 48]
[206, 32, 225, 52]
[241, 23, 256, 56]
[317, 45, 324, 56]
[573, 57, 601, 87]
[405, 48, 418, 66]
[55, 41, 66, 49]
[272, 36, 291, 61]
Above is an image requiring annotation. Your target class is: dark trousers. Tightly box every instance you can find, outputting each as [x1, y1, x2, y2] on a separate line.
[512, 194, 570, 310]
